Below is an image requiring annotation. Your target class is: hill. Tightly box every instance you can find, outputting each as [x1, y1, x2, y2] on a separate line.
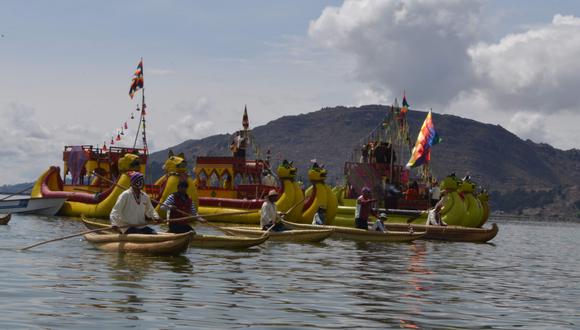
[147, 105, 580, 218]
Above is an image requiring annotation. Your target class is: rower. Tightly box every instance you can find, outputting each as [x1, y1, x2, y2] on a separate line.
[312, 206, 326, 225]
[110, 171, 161, 234]
[355, 187, 377, 230]
[260, 189, 285, 232]
[161, 180, 199, 234]
[372, 212, 387, 232]
[427, 194, 447, 226]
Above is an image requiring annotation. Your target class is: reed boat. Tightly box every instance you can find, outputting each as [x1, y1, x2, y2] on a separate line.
[0, 213, 11, 225]
[84, 231, 193, 255]
[81, 216, 269, 249]
[282, 220, 425, 242]
[223, 227, 332, 243]
[0, 196, 66, 216]
[385, 222, 499, 243]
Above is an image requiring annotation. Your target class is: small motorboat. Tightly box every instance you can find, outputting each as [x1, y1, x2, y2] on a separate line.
[0, 196, 66, 216]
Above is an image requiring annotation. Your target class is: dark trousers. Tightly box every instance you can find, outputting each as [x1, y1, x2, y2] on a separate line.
[168, 223, 195, 234]
[262, 223, 286, 232]
[125, 226, 156, 235]
[355, 218, 368, 230]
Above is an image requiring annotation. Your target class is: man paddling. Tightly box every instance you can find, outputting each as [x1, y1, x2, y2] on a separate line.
[161, 180, 198, 234]
[110, 171, 160, 234]
[260, 189, 285, 232]
[355, 187, 377, 230]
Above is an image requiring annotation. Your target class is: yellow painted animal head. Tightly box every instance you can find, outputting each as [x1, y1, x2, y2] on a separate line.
[118, 153, 141, 173]
[277, 159, 297, 180]
[163, 150, 188, 174]
[478, 190, 489, 202]
[440, 175, 458, 191]
[458, 180, 476, 194]
[308, 163, 327, 182]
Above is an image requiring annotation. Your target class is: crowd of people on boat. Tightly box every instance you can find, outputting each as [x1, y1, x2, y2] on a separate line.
[360, 141, 397, 164]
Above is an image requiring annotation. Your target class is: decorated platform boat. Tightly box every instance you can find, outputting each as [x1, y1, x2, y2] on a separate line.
[193, 107, 295, 224]
[333, 94, 494, 236]
[30, 59, 188, 219]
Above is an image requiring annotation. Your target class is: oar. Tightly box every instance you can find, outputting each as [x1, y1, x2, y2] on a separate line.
[20, 225, 133, 251]
[21, 215, 199, 251]
[0, 184, 35, 201]
[91, 171, 255, 234]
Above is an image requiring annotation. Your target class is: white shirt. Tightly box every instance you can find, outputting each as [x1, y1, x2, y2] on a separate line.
[260, 200, 278, 228]
[262, 174, 277, 187]
[110, 189, 159, 233]
[431, 186, 441, 200]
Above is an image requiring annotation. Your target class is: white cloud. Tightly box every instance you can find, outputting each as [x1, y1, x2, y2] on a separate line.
[468, 14, 580, 112]
[309, 0, 484, 104]
[0, 103, 104, 184]
[310, 2, 580, 149]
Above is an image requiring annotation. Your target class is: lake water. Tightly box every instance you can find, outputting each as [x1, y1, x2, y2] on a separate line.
[0, 214, 579, 329]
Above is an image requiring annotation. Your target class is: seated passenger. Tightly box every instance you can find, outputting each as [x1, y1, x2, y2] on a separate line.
[312, 206, 326, 225]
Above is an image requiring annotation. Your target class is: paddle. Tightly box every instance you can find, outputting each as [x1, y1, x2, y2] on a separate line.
[0, 184, 35, 201]
[91, 171, 255, 234]
[20, 215, 199, 251]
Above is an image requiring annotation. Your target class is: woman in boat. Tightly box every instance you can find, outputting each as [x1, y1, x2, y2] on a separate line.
[355, 187, 377, 230]
[110, 172, 160, 234]
[161, 180, 198, 234]
[260, 189, 285, 232]
[312, 206, 326, 225]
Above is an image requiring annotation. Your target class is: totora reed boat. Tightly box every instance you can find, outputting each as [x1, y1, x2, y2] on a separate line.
[223, 226, 332, 243]
[84, 231, 193, 255]
[282, 220, 425, 242]
[82, 216, 269, 249]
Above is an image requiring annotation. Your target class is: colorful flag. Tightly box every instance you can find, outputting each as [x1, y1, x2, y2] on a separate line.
[129, 59, 144, 99]
[406, 111, 441, 168]
[401, 92, 409, 115]
[242, 105, 249, 130]
[116, 133, 121, 141]
[124, 122, 128, 129]
[102, 143, 107, 152]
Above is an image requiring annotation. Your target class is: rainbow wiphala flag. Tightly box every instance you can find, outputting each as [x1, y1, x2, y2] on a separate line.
[129, 59, 144, 99]
[406, 111, 441, 168]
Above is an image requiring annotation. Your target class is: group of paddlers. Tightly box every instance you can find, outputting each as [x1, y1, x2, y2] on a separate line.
[360, 141, 397, 164]
[110, 172, 199, 235]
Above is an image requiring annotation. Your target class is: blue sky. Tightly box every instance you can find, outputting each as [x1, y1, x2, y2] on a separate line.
[1, 0, 580, 184]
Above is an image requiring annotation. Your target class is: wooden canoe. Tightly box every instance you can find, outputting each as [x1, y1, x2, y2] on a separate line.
[0, 213, 11, 225]
[84, 231, 193, 255]
[223, 226, 332, 243]
[81, 216, 268, 249]
[385, 222, 499, 243]
[282, 220, 425, 243]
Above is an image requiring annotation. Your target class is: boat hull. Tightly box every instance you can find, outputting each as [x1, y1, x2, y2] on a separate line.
[0, 197, 66, 216]
[282, 220, 425, 242]
[0, 213, 11, 225]
[385, 223, 499, 243]
[84, 232, 193, 255]
[82, 216, 268, 249]
[224, 227, 332, 243]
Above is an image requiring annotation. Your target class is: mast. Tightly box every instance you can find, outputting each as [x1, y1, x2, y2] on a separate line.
[132, 57, 148, 154]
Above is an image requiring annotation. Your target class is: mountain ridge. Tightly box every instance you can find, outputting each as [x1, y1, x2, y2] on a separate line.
[146, 105, 580, 218]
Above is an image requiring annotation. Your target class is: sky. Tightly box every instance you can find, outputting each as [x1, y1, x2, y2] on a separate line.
[1, 0, 580, 184]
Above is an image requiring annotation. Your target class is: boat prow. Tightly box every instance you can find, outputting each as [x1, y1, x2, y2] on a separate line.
[0, 213, 11, 225]
[84, 231, 193, 255]
[224, 226, 332, 243]
[386, 222, 499, 243]
[282, 220, 424, 243]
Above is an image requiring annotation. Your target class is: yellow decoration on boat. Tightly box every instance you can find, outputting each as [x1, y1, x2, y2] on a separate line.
[439, 175, 467, 226]
[457, 180, 484, 227]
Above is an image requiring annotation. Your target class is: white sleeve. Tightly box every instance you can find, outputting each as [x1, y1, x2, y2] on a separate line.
[110, 192, 127, 226]
[144, 195, 159, 220]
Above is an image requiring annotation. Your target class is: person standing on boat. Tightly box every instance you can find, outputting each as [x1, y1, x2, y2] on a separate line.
[355, 187, 377, 230]
[312, 206, 326, 225]
[161, 180, 199, 234]
[260, 189, 285, 231]
[110, 172, 160, 234]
